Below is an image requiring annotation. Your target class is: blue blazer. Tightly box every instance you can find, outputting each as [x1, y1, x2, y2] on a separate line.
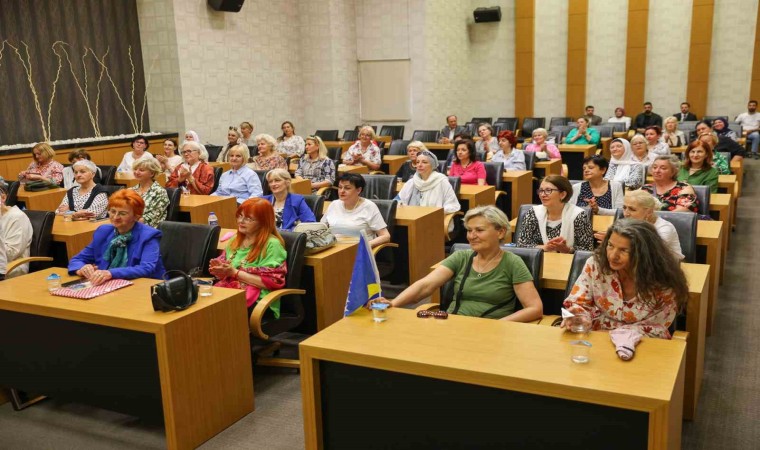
[263, 193, 316, 231]
[68, 222, 166, 279]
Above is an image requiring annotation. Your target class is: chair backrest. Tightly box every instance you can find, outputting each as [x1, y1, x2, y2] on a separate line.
[483, 161, 504, 191]
[342, 130, 358, 142]
[279, 230, 307, 291]
[354, 125, 377, 132]
[388, 139, 410, 156]
[164, 187, 182, 222]
[158, 221, 221, 276]
[656, 211, 697, 263]
[464, 122, 478, 136]
[205, 145, 222, 163]
[438, 160, 448, 174]
[360, 175, 396, 200]
[604, 121, 627, 133]
[97, 165, 117, 185]
[23, 210, 55, 272]
[5, 181, 20, 207]
[703, 116, 728, 124]
[546, 130, 563, 145]
[411, 130, 440, 142]
[211, 166, 223, 193]
[447, 176, 461, 195]
[471, 117, 492, 124]
[379, 125, 405, 141]
[372, 199, 398, 237]
[677, 121, 697, 132]
[327, 147, 342, 167]
[597, 125, 614, 138]
[100, 185, 124, 197]
[254, 170, 271, 195]
[315, 130, 339, 141]
[263, 230, 308, 332]
[496, 118, 518, 132]
[550, 117, 572, 128]
[302, 194, 325, 222]
[521, 117, 546, 137]
[563, 250, 594, 298]
[523, 151, 536, 171]
[691, 185, 710, 216]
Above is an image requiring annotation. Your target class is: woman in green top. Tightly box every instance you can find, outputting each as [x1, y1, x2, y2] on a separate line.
[565, 117, 600, 146]
[131, 158, 169, 228]
[677, 140, 719, 193]
[373, 206, 543, 321]
[210, 198, 287, 317]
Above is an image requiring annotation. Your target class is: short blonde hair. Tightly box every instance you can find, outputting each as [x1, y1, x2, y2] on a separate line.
[630, 134, 647, 146]
[406, 140, 428, 152]
[228, 144, 250, 161]
[32, 142, 56, 161]
[464, 205, 512, 243]
[531, 128, 548, 138]
[266, 168, 292, 192]
[664, 116, 678, 128]
[132, 158, 163, 179]
[358, 126, 376, 140]
[255, 133, 277, 153]
[625, 189, 662, 211]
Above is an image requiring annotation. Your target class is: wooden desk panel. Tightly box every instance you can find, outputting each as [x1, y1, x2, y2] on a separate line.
[709, 193, 731, 271]
[52, 216, 109, 258]
[534, 159, 562, 177]
[383, 155, 408, 176]
[208, 161, 232, 172]
[458, 184, 495, 208]
[337, 164, 369, 174]
[502, 170, 533, 219]
[395, 206, 445, 284]
[291, 178, 312, 195]
[16, 187, 67, 212]
[179, 195, 237, 228]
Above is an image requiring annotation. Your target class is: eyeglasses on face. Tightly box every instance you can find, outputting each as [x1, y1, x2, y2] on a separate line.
[536, 188, 559, 196]
[181, 150, 197, 154]
[236, 215, 256, 224]
[108, 209, 131, 217]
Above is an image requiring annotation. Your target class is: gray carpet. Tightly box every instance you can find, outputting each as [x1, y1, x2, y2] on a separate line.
[0, 161, 757, 448]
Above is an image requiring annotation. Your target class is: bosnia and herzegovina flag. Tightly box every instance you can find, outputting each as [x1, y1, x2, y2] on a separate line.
[344, 233, 383, 316]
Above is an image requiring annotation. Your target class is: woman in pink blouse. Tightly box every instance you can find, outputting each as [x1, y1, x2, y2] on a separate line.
[523, 128, 562, 160]
[448, 140, 486, 185]
[18, 142, 64, 185]
[247, 134, 287, 171]
[563, 218, 689, 339]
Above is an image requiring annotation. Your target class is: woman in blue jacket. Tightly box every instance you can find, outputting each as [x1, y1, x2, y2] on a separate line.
[262, 168, 316, 231]
[69, 190, 166, 284]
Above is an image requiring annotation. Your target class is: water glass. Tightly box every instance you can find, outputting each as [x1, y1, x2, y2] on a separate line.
[199, 284, 213, 297]
[371, 303, 389, 323]
[568, 312, 592, 334]
[570, 340, 592, 364]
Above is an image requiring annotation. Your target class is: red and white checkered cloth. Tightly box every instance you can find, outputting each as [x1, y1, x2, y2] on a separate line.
[51, 279, 133, 300]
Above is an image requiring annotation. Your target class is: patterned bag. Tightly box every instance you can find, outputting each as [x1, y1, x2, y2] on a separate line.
[293, 222, 337, 255]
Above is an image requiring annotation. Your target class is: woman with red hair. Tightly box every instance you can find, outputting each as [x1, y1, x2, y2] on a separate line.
[491, 130, 526, 170]
[210, 198, 288, 317]
[68, 189, 166, 284]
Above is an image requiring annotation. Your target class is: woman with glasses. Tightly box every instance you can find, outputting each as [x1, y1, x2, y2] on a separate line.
[210, 198, 287, 318]
[320, 173, 390, 247]
[569, 155, 623, 216]
[342, 126, 382, 171]
[55, 160, 109, 220]
[117, 135, 155, 174]
[166, 141, 215, 194]
[394, 140, 426, 182]
[276, 121, 305, 159]
[630, 134, 655, 166]
[217, 127, 242, 162]
[263, 168, 316, 231]
[295, 135, 336, 192]
[248, 134, 288, 171]
[68, 190, 166, 285]
[516, 175, 593, 253]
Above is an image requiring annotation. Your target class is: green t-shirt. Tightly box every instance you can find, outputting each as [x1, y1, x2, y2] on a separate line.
[442, 250, 533, 319]
[225, 236, 287, 317]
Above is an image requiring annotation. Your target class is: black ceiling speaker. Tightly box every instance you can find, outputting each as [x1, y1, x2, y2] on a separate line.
[208, 0, 244, 12]
[473, 6, 501, 23]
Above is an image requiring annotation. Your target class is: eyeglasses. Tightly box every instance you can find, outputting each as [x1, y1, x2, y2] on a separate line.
[536, 188, 559, 196]
[181, 150, 197, 154]
[417, 310, 449, 319]
[236, 215, 256, 224]
[108, 209, 131, 217]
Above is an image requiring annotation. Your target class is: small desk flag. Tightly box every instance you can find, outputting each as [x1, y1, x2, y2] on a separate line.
[344, 233, 382, 316]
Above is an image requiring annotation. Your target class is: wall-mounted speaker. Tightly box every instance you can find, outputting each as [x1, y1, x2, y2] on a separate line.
[208, 0, 245, 12]
[473, 6, 501, 23]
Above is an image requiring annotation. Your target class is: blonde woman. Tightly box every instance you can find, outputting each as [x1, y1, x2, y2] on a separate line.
[263, 168, 316, 231]
[295, 135, 336, 192]
[218, 127, 242, 162]
[342, 125, 382, 170]
[395, 140, 427, 182]
[248, 134, 287, 171]
[662, 116, 686, 147]
[619, 190, 683, 260]
[212, 144, 263, 204]
[240, 121, 256, 148]
[131, 158, 170, 228]
[630, 134, 655, 165]
[18, 142, 64, 185]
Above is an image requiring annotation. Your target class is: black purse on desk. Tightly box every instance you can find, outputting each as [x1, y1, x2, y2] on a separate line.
[151, 270, 199, 312]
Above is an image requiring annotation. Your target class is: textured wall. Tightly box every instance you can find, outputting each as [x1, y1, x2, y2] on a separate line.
[534, 0, 569, 121]
[586, 0, 628, 120]
[356, 0, 410, 61]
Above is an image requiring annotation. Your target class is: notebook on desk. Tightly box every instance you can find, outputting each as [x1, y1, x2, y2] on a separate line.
[51, 279, 133, 300]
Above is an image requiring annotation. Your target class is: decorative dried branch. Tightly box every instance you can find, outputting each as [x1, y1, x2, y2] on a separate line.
[93, 47, 109, 136]
[46, 42, 65, 139]
[91, 50, 138, 132]
[5, 41, 50, 141]
[128, 47, 138, 131]
[53, 42, 100, 136]
[139, 54, 159, 132]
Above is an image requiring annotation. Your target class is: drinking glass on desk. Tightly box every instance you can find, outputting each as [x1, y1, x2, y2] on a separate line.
[570, 340, 592, 364]
[567, 311, 592, 334]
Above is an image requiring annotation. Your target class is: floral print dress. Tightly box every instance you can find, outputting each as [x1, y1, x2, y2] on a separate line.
[641, 182, 699, 213]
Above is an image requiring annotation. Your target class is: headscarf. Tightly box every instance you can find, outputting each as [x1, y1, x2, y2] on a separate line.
[185, 130, 209, 162]
[416, 150, 439, 170]
[605, 138, 642, 184]
[103, 230, 133, 269]
[713, 118, 732, 137]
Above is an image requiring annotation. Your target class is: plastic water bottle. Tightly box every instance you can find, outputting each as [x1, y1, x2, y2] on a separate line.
[208, 212, 219, 227]
[47, 273, 61, 292]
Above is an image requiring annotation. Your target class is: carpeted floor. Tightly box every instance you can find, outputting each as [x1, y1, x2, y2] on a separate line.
[0, 161, 756, 449]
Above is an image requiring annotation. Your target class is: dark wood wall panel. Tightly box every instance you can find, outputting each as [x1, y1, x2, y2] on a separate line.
[0, 0, 149, 145]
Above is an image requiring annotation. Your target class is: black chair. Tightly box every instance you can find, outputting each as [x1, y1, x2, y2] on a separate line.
[388, 139, 410, 156]
[164, 187, 182, 222]
[380, 125, 405, 141]
[703, 116, 728, 124]
[483, 162, 508, 214]
[327, 147, 343, 167]
[249, 230, 308, 369]
[360, 175, 396, 200]
[523, 151, 536, 171]
[563, 250, 594, 298]
[158, 221, 221, 277]
[547, 130, 564, 145]
[100, 185, 124, 197]
[677, 121, 697, 132]
[411, 130, 440, 142]
[372, 199, 399, 279]
[254, 170, 271, 195]
[692, 185, 711, 216]
[550, 117, 572, 129]
[302, 194, 325, 222]
[438, 160, 448, 174]
[495, 118, 518, 133]
[464, 122, 478, 136]
[657, 211, 697, 263]
[205, 145, 222, 163]
[315, 130, 339, 141]
[342, 130, 359, 142]
[597, 125, 615, 139]
[211, 166, 223, 193]
[5, 181, 20, 207]
[604, 121, 628, 133]
[97, 165, 117, 185]
[447, 176, 462, 195]
[521, 117, 546, 138]
[471, 117, 492, 124]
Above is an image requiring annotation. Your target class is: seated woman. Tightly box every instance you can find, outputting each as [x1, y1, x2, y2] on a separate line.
[212, 144, 263, 204]
[563, 218, 689, 339]
[117, 135, 155, 173]
[604, 138, 645, 190]
[263, 168, 316, 231]
[0, 183, 33, 279]
[342, 126, 382, 171]
[564, 117, 600, 146]
[63, 149, 102, 189]
[184, 129, 210, 162]
[491, 130, 526, 170]
[396, 150, 460, 214]
[475, 123, 498, 160]
[697, 133, 730, 174]
[276, 121, 306, 159]
[569, 155, 623, 216]
[131, 158, 170, 228]
[448, 140, 486, 186]
[630, 134, 656, 165]
[320, 173, 390, 247]
[55, 160, 109, 220]
[712, 117, 738, 141]
[642, 155, 699, 213]
[608, 106, 631, 130]
[621, 190, 684, 260]
[644, 126, 670, 156]
[662, 116, 686, 147]
[210, 198, 287, 317]
[523, 128, 562, 159]
[247, 133, 288, 171]
[68, 190, 166, 284]
[166, 141, 215, 195]
[18, 142, 64, 185]
[295, 135, 336, 193]
[239, 121, 256, 148]
[677, 140, 719, 193]
[395, 140, 424, 182]
[517, 175, 594, 253]
[217, 126, 242, 162]
[156, 138, 183, 177]
[374, 206, 542, 321]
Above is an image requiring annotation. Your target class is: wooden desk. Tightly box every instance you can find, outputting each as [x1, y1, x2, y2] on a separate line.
[502, 170, 533, 219]
[179, 195, 237, 228]
[730, 159, 743, 197]
[301, 308, 685, 449]
[395, 206, 445, 284]
[422, 142, 453, 161]
[114, 172, 166, 187]
[670, 146, 687, 157]
[600, 137, 612, 160]
[558, 144, 596, 180]
[291, 178, 312, 195]
[0, 269, 253, 450]
[208, 161, 232, 172]
[458, 184, 495, 208]
[337, 164, 369, 174]
[718, 174, 739, 231]
[322, 141, 353, 153]
[383, 155, 408, 175]
[534, 159, 562, 177]
[51, 216, 109, 258]
[16, 187, 67, 211]
[709, 193, 732, 261]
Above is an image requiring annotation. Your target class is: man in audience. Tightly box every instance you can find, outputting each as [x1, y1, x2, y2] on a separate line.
[674, 102, 697, 122]
[634, 102, 663, 133]
[581, 105, 602, 126]
[735, 100, 760, 159]
[696, 120, 745, 163]
[439, 115, 465, 144]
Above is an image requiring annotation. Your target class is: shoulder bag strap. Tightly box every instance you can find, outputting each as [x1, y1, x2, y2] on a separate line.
[451, 252, 476, 315]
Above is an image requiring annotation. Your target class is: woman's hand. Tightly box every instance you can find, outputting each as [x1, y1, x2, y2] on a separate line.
[586, 197, 599, 214]
[90, 270, 112, 286]
[25, 173, 43, 181]
[593, 231, 606, 242]
[365, 297, 393, 309]
[76, 264, 98, 279]
[73, 210, 95, 220]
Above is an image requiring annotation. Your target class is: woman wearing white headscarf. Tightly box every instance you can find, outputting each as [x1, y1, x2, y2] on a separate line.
[184, 130, 209, 162]
[604, 138, 645, 190]
[396, 151, 460, 215]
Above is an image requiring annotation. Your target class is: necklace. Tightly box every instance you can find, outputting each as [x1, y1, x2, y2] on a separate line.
[344, 198, 362, 211]
[474, 251, 502, 278]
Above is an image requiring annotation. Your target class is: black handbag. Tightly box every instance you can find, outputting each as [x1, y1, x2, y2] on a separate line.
[151, 270, 199, 312]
